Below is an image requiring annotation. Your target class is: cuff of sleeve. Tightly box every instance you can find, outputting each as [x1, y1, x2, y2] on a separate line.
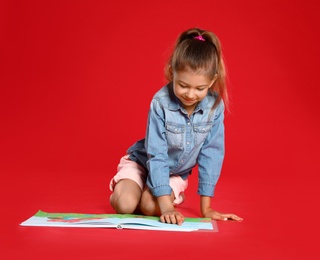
[151, 185, 172, 197]
[197, 183, 215, 197]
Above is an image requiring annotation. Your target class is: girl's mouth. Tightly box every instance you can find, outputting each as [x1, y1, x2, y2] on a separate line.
[183, 97, 196, 103]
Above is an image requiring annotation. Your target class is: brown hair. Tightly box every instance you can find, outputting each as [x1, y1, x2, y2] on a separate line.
[164, 28, 228, 111]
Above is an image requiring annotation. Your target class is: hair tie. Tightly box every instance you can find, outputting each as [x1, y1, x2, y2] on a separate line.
[194, 35, 205, 41]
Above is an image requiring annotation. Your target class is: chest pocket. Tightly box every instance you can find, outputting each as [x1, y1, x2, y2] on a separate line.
[194, 123, 213, 146]
[165, 123, 185, 149]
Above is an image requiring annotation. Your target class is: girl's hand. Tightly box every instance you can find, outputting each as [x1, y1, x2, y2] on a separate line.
[204, 209, 243, 222]
[160, 210, 185, 225]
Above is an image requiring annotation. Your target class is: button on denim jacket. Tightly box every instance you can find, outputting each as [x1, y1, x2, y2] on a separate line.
[127, 83, 225, 198]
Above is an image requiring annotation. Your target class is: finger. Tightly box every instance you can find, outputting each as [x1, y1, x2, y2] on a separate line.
[164, 214, 172, 224]
[222, 214, 243, 222]
[175, 214, 184, 225]
[216, 214, 229, 221]
[170, 214, 177, 224]
[160, 215, 166, 223]
[229, 214, 243, 221]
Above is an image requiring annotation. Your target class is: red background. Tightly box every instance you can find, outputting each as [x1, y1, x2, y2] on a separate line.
[1, 0, 319, 259]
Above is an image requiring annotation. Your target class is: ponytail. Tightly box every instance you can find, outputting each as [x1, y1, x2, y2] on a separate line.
[164, 28, 228, 111]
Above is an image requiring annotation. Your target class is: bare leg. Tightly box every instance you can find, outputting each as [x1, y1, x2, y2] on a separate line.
[110, 179, 142, 214]
[139, 187, 175, 216]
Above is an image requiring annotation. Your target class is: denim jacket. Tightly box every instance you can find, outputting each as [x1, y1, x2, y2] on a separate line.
[127, 83, 225, 198]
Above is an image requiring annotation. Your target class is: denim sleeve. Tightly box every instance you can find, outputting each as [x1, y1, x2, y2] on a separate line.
[144, 99, 172, 197]
[197, 101, 225, 197]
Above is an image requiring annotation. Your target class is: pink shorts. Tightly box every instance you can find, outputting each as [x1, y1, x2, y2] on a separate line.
[109, 155, 188, 205]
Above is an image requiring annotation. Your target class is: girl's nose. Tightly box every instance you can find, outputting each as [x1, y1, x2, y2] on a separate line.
[186, 90, 195, 99]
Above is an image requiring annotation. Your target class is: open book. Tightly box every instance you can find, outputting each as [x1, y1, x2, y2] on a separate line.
[20, 210, 218, 232]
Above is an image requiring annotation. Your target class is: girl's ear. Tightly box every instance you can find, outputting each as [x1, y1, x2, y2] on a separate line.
[165, 64, 172, 81]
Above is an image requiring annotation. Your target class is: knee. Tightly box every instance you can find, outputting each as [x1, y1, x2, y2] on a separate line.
[139, 192, 159, 216]
[140, 204, 157, 216]
[110, 193, 139, 214]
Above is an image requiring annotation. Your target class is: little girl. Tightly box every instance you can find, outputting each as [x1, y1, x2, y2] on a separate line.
[109, 28, 243, 225]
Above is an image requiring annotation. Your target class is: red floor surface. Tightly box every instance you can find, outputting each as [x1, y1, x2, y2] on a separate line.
[1, 1, 320, 259]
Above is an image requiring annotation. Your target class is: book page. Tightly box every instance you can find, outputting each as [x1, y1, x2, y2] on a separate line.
[20, 211, 217, 232]
[20, 210, 123, 228]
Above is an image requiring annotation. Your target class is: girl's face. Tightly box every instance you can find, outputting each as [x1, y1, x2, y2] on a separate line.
[173, 69, 215, 115]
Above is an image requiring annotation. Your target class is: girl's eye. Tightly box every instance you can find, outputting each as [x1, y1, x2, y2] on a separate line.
[180, 84, 187, 88]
